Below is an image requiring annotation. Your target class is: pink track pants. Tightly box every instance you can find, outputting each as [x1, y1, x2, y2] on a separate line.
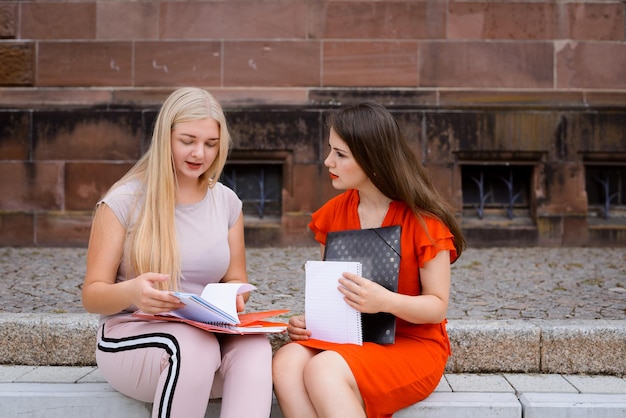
[96, 316, 273, 418]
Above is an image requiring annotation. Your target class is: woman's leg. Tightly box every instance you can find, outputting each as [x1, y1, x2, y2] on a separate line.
[96, 319, 221, 418]
[215, 334, 273, 418]
[303, 350, 365, 418]
[272, 343, 318, 418]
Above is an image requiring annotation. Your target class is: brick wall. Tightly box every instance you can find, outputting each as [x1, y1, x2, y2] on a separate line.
[0, 1, 625, 247]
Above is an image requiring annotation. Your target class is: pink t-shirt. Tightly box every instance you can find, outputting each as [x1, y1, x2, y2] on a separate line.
[100, 180, 242, 316]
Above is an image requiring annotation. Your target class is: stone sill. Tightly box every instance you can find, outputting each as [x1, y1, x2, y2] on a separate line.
[1, 87, 626, 110]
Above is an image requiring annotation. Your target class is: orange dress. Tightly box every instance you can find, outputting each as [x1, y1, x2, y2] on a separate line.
[299, 189, 458, 418]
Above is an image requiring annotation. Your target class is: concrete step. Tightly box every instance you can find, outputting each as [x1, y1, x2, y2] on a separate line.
[1, 313, 625, 375]
[1, 367, 625, 418]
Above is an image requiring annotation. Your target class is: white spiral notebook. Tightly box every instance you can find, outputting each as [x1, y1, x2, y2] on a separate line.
[305, 260, 363, 345]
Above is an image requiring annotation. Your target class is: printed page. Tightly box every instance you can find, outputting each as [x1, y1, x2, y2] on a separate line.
[305, 261, 363, 345]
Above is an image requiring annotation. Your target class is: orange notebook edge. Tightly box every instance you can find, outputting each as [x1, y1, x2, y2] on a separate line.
[132, 309, 289, 334]
[237, 309, 290, 326]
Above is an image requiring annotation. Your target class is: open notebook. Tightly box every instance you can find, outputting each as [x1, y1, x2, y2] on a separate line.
[133, 282, 289, 335]
[323, 225, 401, 344]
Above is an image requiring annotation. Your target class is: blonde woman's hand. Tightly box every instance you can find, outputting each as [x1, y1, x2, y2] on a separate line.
[236, 294, 245, 312]
[286, 315, 311, 341]
[131, 273, 184, 314]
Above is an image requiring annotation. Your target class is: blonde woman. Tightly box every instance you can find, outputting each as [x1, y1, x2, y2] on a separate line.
[82, 88, 272, 418]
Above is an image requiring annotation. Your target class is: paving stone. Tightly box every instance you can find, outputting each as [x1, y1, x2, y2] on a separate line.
[434, 375, 452, 392]
[445, 373, 515, 393]
[503, 374, 578, 393]
[563, 375, 626, 394]
[0, 383, 150, 418]
[0, 365, 35, 382]
[395, 392, 521, 418]
[16, 366, 95, 383]
[519, 392, 626, 418]
[77, 367, 105, 383]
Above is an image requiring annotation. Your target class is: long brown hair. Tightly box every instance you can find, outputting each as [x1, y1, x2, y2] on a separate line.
[327, 101, 465, 257]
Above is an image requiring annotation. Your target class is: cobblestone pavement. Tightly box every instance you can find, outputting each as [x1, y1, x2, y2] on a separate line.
[1, 246, 625, 320]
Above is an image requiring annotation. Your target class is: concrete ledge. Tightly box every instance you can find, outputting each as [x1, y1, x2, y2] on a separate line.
[446, 320, 541, 373]
[0, 383, 523, 418]
[0, 383, 151, 418]
[2, 367, 625, 418]
[0, 383, 285, 418]
[396, 392, 521, 418]
[519, 393, 626, 418]
[0, 314, 96, 366]
[446, 319, 626, 375]
[540, 321, 626, 375]
[1, 314, 625, 375]
[7, 383, 626, 418]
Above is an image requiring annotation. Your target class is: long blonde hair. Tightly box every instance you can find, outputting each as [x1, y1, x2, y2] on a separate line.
[107, 87, 231, 290]
[328, 101, 465, 257]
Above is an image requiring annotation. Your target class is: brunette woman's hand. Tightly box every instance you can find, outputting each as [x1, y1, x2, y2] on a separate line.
[338, 271, 391, 314]
[130, 273, 184, 314]
[286, 315, 311, 341]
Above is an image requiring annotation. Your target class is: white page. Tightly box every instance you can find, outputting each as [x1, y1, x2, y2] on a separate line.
[305, 261, 363, 345]
[172, 283, 255, 324]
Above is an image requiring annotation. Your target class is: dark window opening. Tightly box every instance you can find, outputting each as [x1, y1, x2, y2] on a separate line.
[585, 165, 626, 220]
[220, 163, 282, 219]
[461, 165, 532, 220]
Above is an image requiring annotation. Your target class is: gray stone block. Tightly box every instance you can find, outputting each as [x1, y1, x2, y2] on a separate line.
[540, 320, 626, 375]
[2, 314, 625, 377]
[0, 314, 98, 366]
[446, 320, 541, 373]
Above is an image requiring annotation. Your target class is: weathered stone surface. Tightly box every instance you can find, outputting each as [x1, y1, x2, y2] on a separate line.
[446, 320, 541, 373]
[540, 320, 626, 375]
[0, 3, 16, 38]
[0, 314, 98, 366]
[0, 43, 33, 86]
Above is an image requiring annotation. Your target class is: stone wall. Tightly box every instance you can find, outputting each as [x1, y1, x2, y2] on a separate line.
[0, 1, 625, 247]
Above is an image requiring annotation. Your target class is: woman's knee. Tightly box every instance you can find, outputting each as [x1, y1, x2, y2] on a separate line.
[272, 343, 313, 383]
[273, 343, 300, 369]
[303, 350, 353, 389]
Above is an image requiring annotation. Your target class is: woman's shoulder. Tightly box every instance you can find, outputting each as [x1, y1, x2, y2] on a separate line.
[99, 180, 144, 228]
[102, 179, 143, 204]
[211, 182, 241, 202]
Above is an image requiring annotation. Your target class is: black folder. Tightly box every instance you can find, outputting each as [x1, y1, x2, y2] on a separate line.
[323, 226, 401, 344]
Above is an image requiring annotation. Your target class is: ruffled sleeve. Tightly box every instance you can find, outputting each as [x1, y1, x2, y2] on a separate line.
[309, 190, 360, 245]
[308, 205, 332, 245]
[413, 215, 458, 267]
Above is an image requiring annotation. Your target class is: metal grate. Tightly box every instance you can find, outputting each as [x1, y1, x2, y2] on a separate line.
[585, 165, 626, 220]
[221, 163, 282, 219]
[461, 165, 532, 220]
